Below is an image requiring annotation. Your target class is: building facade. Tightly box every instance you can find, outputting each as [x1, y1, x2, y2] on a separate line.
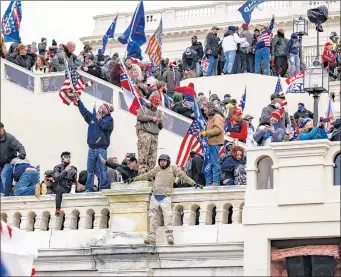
[80, 1, 341, 66]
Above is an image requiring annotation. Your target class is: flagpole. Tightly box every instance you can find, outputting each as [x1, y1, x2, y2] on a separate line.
[124, 1, 141, 59]
[278, 73, 291, 129]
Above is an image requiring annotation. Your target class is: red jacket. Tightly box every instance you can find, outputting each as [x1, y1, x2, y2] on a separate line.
[322, 47, 336, 66]
[226, 118, 248, 141]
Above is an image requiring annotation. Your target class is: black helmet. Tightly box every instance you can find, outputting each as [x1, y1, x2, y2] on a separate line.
[158, 154, 171, 169]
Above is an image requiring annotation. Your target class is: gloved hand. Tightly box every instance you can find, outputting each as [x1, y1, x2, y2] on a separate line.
[198, 131, 207, 137]
[18, 153, 26, 159]
[124, 178, 134, 184]
[194, 183, 204, 189]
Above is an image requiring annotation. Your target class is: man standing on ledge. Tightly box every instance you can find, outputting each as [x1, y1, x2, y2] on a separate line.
[136, 95, 163, 174]
[126, 154, 203, 245]
[77, 97, 114, 192]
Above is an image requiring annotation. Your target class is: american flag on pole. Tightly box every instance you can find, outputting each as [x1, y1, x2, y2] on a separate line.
[326, 99, 334, 130]
[59, 67, 93, 106]
[200, 48, 209, 76]
[274, 76, 287, 107]
[238, 87, 247, 111]
[145, 18, 163, 66]
[119, 60, 143, 115]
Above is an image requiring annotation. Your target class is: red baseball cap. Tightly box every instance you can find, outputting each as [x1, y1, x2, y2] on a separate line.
[242, 23, 249, 28]
[233, 108, 243, 115]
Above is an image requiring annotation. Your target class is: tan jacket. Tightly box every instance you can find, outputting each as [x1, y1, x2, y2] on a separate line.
[205, 113, 225, 145]
[133, 165, 196, 196]
[136, 104, 163, 135]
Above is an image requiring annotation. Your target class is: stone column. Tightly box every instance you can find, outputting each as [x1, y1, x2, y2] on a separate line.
[103, 182, 152, 237]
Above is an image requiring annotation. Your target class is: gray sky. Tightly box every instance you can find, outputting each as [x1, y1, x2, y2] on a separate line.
[1, 1, 212, 52]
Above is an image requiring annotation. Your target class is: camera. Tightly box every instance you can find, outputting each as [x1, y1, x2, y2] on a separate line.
[319, 117, 330, 123]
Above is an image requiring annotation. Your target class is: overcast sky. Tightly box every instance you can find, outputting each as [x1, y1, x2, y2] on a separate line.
[1, 1, 212, 52]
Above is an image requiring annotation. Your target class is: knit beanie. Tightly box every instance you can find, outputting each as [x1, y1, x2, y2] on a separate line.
[99, 103, 114, 115]
[52, 39, 57, 46]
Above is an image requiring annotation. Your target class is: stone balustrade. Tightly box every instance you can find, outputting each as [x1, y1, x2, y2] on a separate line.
[0, 183, 245, 233]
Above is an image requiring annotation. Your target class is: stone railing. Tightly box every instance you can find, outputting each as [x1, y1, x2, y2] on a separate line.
[0, 183, 245, 233]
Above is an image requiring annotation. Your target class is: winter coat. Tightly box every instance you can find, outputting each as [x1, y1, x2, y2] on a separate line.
[189, 154, 205, 187]
[240, 30, 253, 53]
[136, 104, 163, 135]
[38, 42, 47, 56]
[225, 117, 248, 142]
[32, 65, 49, 75]
[50, 45, 76, 72]
[222, 33, 246, 52]
[78, 100, 114, 149]
[253, 125, 285, 146]
[162, 69, 181, 92]
[298, 127, 328, 141]
[191, 42, 204, 60]
[205, 32, 220, 57]
[261, 104, 289, 130]
[171, 103, 193, 119]
[52, 163, 77, 190]
[0, 132, 26, 167]
[330, 119, 341, 141]
[205, 113, 225, 145]
[182, 49, 198, 71]
[322, 47, 336, 66]
[294, 109, 313, 121]
[7, 53, 35, 70]
[271, 35, 288, 59]
[83, 64, 102, 79]
[221, 155, 246, 181]
[286, 39, 300, 57]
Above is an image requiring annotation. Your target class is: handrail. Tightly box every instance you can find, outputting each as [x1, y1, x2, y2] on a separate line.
[1, 58, 36, 77]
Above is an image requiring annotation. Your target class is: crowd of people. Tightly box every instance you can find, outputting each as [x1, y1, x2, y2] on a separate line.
[1, 18, 341, 244]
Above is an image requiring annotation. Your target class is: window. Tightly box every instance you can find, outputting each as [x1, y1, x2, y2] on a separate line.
[257, 156, 274, 189]
[334, 153, 340, 186]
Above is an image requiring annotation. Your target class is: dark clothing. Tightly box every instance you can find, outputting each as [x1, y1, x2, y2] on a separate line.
[0, 132, 26, 167]
[274, 56, 288, 77]
[294, 109, 314, 121]
[56, 186, 70, 210]
[83, 64, 102, 79]
[38, 42, 47, 56]
[52, 163, 77, 190]
[171, 103, 193, 119]
[13, 163, 34, 182]
[7, 53, 35, 70]
[105, 162, 138, 181]
[8, 42, 20, 55]
[78, 100, 114, 149]
[162, 69, 181, 93]
[221, 156, 246, 182]
[189, 154, 205, 187]
[182, 51, 198, 71]
[330, 119, 341, 142]
[205, 32, 220, 57]
[261, 104, 289, 130]
[191, 42, 204, 60]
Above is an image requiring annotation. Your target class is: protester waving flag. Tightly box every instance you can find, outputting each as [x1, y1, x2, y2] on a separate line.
[118, 1, 146, 60]
[238, 0, 264, 24]
[100, 15, 118, 55]
[274, 76, 287, 107]
[200, 49, 209, 76]
[1, 1, 22, 43]
[238, 87, 247, 112]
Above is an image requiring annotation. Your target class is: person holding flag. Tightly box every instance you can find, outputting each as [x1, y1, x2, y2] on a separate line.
[198, 102, 225, 187]
[75, 96, 114, 192]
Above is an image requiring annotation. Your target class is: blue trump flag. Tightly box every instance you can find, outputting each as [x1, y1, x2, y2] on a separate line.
[193, 99, 211, 178]
[100, 15, 118, 55]
[1, 1, 22, 43]
[118, 1, 146, 60]
[238, 0, 264, 24]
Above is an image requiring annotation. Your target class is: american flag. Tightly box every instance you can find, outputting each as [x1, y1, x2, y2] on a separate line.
[326, 99, 334, 130]
[238, 88, 247, 111]
[200, 48, 209, 76]
[274, 76, 287, 107]
[59, 66, 93, 106]
[145, 18, 163, 66]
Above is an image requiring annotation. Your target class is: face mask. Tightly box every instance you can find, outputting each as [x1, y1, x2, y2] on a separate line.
[298, 105, 305, 111]
[278, 31, 284, 37]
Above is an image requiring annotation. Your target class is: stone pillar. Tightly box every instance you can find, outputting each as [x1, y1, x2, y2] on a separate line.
[103, 182, 152, 235]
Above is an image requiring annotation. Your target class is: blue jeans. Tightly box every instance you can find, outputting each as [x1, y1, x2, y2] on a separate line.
[14, 171, 39, 196]
[86, 148, 108, 191]
[205, 145, 222, 186]
[207, 55, 215, 76]
[289, 54, 300, 77]
[223, 50, 237, 74]
[195, 61, 201, 77]
[0, 164, 13, 196]
[255, 47, 270, 75]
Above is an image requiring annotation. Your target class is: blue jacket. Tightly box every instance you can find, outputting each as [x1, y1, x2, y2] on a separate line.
[78, 101, 114, 149]
[298, 127, 328, 141]
[221, 155, 246, 181]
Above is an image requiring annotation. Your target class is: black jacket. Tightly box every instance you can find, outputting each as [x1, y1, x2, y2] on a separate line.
[105, 162, 138, 181]
[7, 53, 35, 70]
[294, 109, 314, 121]
[189, 154, 205, 186]
[83, 64, 102, 79]
[8, 42, 20, 55]
[191, 42, 204, 60]
[38, 42, 47, 56]
[205, 32, 220, 57]
[0, 132, 26, 167]
[172, 103, 193, 119]
[52, 163, 77, 190]
[331, 119, 341, 142]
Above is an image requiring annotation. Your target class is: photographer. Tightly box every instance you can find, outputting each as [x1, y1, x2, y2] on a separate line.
[298, 118, 328, 141]
[80, 53, 102, 79]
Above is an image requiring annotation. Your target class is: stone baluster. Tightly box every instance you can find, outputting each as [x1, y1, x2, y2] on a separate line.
[20, 216, 28, 231]
[93, 213, 102, 230]
[231, 201, 242, 225]
[78, 214, 86, 230]
[62, 212, 71, 231]
[198, 205, 207, 226]
[34, 216, 41, 232]
[49, 215, 57, 231]
[214, 3, 226, 17]
[181, 204, 193, 226]
[164, 9, 175, 22]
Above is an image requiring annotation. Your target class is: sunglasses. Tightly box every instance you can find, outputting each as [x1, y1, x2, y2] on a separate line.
[45, 178, 53, 183]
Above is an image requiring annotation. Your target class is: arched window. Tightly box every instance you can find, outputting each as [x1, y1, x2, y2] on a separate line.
[257, 156, 274, 189]
[334, 152, 340, 186]
[222, 203, 233, 224]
